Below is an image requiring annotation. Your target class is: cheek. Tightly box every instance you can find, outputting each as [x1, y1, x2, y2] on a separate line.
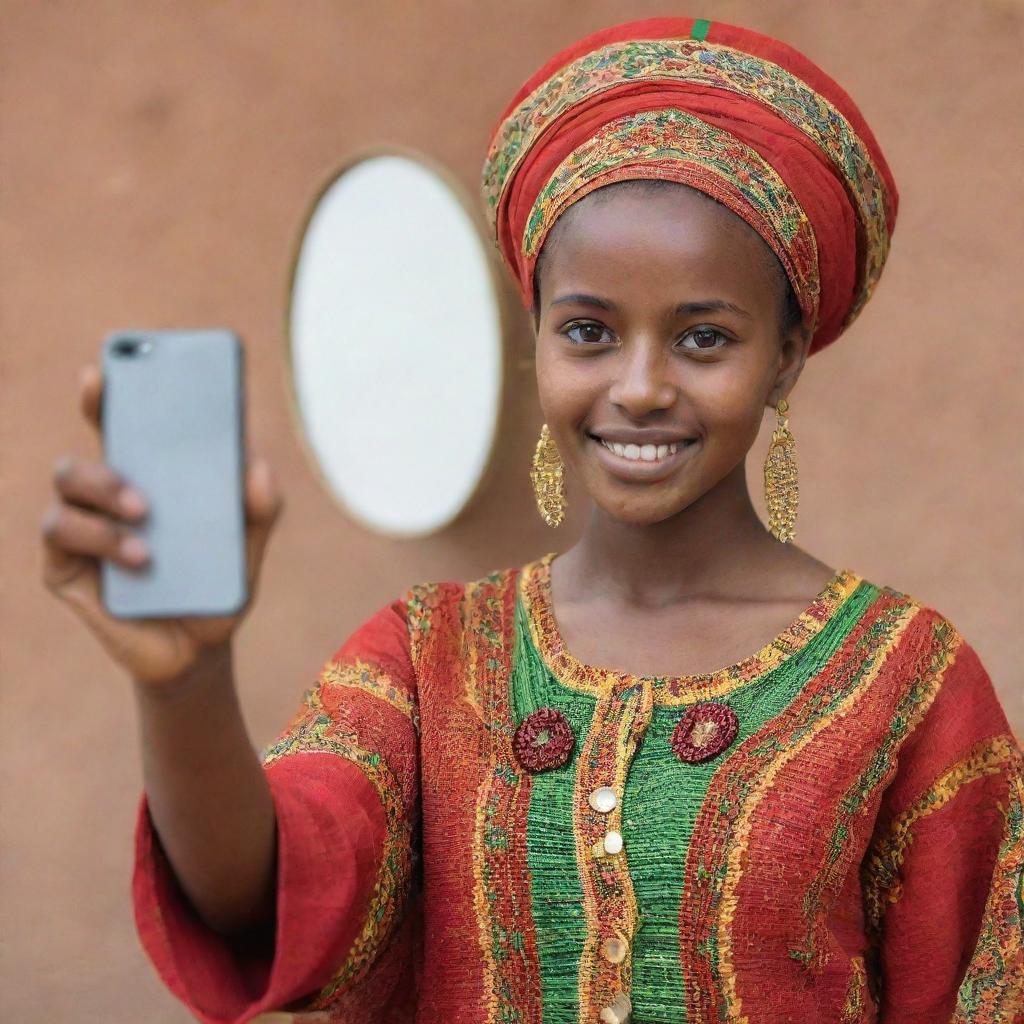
[689, 364, 769, 439]
[536, 349, 595, 425]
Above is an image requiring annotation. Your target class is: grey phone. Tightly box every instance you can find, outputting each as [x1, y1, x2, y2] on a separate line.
[100, 329, 248, 618]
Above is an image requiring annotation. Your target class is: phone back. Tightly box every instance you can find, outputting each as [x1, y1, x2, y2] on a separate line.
[100, 329, 247, 618]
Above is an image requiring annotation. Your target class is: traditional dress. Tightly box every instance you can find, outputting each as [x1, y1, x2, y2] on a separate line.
[133, 16, 1023, 1023]
[133, 553, 1024, 1023]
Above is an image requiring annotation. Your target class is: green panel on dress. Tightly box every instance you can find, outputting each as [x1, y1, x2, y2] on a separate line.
[510, 580, 879, 1023]
[511, 594, 594, 1024]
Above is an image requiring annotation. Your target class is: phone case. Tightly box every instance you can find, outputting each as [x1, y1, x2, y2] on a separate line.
[100, 329, 248, 618]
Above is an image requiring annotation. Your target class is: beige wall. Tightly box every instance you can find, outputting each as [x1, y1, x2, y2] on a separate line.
[3, 1, 1021, 1018]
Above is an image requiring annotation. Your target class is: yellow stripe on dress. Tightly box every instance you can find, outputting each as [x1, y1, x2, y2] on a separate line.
[320, 658, 420, 735]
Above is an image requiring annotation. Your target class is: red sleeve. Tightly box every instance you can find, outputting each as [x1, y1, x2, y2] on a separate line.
[862, 634, 1024, 1023]
[132, 592, 422, 1024]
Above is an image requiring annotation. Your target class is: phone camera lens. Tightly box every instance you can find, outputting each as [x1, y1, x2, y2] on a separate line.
[112, 338, 152, 357]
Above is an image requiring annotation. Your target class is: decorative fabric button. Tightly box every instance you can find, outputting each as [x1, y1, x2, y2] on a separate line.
[670, 701, 739, 763]
[512, 706, 575, 773]
[589, 786, 617, 813]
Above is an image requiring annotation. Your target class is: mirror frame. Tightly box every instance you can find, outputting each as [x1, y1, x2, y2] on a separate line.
[281, 144, 520, 538]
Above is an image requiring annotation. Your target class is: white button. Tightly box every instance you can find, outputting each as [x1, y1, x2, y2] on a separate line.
[602, 936, 628, 963]
[589, 787, 617, 813]
[603, 830, 623, 855]
[599, 991, 632, 1023]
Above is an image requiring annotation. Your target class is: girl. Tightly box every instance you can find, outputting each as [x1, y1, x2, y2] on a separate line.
[42, 16, 1022, 1024]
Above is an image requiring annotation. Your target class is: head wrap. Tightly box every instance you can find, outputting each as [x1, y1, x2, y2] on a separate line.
[481, 16, 898, 354]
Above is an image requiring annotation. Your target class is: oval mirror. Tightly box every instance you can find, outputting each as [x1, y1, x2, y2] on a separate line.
[287, 153, 504, 537]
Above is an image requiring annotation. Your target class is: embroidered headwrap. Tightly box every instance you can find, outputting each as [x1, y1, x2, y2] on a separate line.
[481, 17, 898, 354]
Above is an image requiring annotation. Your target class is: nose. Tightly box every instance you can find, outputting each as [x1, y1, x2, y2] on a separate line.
[607, 339, 677, 417]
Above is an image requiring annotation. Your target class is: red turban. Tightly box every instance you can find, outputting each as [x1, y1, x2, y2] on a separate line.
[481, 17, 898, 354]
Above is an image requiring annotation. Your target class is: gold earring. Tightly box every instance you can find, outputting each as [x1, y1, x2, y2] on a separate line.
[764, 398, 798, 543]
[531, 424, 566, 528]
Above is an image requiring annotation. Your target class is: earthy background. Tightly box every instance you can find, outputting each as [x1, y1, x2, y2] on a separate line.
[3, 1, 1021, 1019]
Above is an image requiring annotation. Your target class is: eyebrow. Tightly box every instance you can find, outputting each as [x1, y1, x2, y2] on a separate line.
[550, 293, 752, 319]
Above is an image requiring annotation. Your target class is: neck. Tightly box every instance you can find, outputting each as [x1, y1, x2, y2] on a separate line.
[564, 461, 781, 607]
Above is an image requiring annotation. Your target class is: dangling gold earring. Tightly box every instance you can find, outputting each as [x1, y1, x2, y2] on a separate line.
[531, 424, 566, 527]
[764, 398, 798, 543]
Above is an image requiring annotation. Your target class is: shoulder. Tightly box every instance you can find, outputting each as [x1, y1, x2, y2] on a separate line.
[397, 552, 551, 626]
[849, 567, 1019, 750]
[384, 554, 549, 663]
[838, 574, 1023, 835]
[846, 566, 970, 649]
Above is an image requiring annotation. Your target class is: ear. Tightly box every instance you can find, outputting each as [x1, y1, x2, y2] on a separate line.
[768, 321, 812, 407]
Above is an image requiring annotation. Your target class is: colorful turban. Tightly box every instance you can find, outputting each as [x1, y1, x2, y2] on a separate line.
[481, 16, 898, 354]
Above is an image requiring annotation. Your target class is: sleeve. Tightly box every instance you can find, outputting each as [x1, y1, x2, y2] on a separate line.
[861, 632, 1024, 1023]
[131, 591, 422, 1024]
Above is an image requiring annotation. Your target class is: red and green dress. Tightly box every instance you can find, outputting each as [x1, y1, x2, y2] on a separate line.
[133, 552, 1024, 1023]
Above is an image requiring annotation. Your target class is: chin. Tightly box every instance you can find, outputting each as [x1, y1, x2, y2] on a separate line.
[592, 489, 697, 526]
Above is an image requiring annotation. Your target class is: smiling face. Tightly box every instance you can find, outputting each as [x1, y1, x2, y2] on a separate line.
[532, 180, 809, 527]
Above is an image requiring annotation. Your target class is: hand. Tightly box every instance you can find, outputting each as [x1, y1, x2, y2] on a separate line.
[40, 363, 284, 690]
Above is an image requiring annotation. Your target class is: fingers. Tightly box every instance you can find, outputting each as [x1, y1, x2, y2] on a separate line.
[43, 455, 151, 588]
[79, 362, 103, 432]
[41, 499, 149, 571]
[52, 454, 148, 522]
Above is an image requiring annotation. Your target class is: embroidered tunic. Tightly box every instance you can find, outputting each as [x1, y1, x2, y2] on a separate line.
[133, 553, 1024, 1023]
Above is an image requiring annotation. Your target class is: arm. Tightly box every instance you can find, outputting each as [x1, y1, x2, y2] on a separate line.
[862, 638, 1024, 1022]
[133, 593, 422, 1024]
[134, 642, 277, 936]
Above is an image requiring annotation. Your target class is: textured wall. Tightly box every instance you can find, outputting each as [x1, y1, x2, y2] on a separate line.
[3, 1, 1021, 1019]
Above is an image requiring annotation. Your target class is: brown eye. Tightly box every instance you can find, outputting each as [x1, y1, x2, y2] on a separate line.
[679, 326, 728, 351]
[564, 322, 613, 345]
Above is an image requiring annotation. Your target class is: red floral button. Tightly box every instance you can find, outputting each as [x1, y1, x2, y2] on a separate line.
[513, 707, 575, 773]
[670, 702, 739, 763]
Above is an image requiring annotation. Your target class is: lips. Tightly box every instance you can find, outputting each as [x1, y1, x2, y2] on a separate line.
[597, 437, 683, 461]
[589, 433, 699, 481]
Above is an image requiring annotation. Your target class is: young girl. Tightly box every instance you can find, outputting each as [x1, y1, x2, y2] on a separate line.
[42, 16, 1022, 1024]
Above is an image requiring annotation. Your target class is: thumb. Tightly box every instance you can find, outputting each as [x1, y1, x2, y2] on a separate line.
[244, 457, 284, 592]
[246, 456, 283, 527]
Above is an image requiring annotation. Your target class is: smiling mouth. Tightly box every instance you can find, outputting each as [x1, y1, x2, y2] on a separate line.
[588, 434, 699, 464]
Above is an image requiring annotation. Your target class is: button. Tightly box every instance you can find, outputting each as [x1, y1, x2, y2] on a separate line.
[589, 787, 617, 813]
[602, 936, 628, 963]
[592, 830, 624, 858]
[599, 991, 632, 1023]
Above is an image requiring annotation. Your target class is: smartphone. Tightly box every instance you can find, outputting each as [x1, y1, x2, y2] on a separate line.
[100, 328, 248, 619]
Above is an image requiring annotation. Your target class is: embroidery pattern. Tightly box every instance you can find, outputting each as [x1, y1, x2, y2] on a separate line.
[511, 586, 590, 1020]
[863, 731, 1015, 934]
[320, 658, 420, 735]
[841, 955, 869, 1022]
[522, 109, 820, 328]
[670, 700, 740, 762]
[573, 673, 652, 1020]
[262, 683, 412, 1004]
[679, 593, 934, 1020]
[513, 706, 576, 773]
[953, 744, 1024, 1023]
[783, 613, 961, 986]
[406, 581, 441, 668]
[464, 571, 544, 1024]
[482, 37, 892, 321]
[521, 551, 860, 705]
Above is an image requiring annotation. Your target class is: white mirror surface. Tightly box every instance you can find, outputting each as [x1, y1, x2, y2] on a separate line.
[289, 154, 503, 537]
